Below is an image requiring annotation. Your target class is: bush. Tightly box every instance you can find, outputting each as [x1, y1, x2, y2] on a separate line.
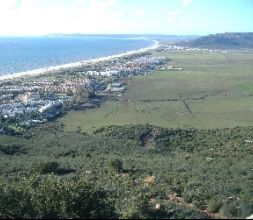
[108, 159, 123, 172]
[207, 199, 223, 213]
[121, 196, 210, 219]
[33, 161, 76, 176]
[0, 144, 25, 155]
[34, 161, 60, 174]
[0, 175, 117, 219]
[120, 195, 155, 219]
[222, 202, 240, 218]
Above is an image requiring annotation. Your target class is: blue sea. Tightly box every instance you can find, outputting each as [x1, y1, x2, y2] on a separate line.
[0, 36, 153, 76]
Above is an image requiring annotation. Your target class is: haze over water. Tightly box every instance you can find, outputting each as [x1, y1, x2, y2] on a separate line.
[0, 36, 152, 76]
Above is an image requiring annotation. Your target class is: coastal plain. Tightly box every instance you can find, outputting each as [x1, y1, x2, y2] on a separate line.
[60, 50, 253, 132]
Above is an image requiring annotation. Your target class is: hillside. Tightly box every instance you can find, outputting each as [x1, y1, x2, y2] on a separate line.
[0, 123, 253, 219]
[183, 32, 253, 49]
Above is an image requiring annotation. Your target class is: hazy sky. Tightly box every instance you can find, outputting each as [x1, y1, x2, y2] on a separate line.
[0, 0, 252, 36]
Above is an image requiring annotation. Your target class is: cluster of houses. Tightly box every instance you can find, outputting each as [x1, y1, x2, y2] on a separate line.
[74, 56, 167, 78]
[160, 45, 222, 53]
[106, 83, 127, 93]
[0, 95, 65, 121]
[0, 54, 167, 130]
[159, 66, 183, 71]
[0, 78, 94, 128]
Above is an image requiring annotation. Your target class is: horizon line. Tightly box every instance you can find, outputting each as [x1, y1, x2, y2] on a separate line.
[1, 32, 253, 38]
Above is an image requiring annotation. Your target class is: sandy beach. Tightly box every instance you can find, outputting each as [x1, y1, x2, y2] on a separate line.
[0, 40, 159, 81]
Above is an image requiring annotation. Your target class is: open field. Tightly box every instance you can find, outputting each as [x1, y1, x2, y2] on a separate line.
[60, 50, 253, 132]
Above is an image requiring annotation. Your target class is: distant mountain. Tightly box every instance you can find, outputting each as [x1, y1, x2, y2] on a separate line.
[46, 33, 199, 43]
[181, 32, 253, 49]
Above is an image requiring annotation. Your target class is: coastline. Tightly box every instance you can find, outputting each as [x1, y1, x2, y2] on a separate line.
[0, 40, 160, 81]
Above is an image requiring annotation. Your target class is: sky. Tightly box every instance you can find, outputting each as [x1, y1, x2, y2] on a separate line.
[0, 0, 253, 36]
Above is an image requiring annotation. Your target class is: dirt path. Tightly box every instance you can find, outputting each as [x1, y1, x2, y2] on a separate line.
[181, 99, 193, 114]
[139, 95, 208, 103]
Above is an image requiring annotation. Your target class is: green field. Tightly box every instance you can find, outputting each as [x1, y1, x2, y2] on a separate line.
[60, 50, 253, 132]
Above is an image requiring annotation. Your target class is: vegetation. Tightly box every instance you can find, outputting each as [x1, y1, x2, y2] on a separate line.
[207, 199, 223, 213]
[0, 118, 23, 136]
[0, 175, 116, 219]
[108, 159, 124, 172]
[183, 32, 253, 49]
[0, 143, 25, 155]
[0, 122, 252, 219]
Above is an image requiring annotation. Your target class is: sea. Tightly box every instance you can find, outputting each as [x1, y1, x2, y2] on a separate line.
[0, 35, 153, 77]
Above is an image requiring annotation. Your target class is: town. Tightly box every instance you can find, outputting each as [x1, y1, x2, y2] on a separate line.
[159, 45, 227, 53]
[0, 52, 167, 133]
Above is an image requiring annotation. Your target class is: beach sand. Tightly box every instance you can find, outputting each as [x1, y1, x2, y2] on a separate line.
[0, 40, 159, 81]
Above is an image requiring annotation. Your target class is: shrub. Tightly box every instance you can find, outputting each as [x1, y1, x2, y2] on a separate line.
[108, 159, 123, 172]
[222, 202, 240, 218]
[34, 161, 60, 174]
[120, 195, 155, 219]
[33, 161, 76, 176]
[0, 144, 25, 155]
[207, 199, 223, 213]
[0, 175, 117, 219]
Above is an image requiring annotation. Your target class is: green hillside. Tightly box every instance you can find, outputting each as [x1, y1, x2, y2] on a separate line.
[184, 33, 253, 49]
[0, 123, 252, 219]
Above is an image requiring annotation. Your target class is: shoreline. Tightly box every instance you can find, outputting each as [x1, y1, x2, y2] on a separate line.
[0, 40, 160, 81]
